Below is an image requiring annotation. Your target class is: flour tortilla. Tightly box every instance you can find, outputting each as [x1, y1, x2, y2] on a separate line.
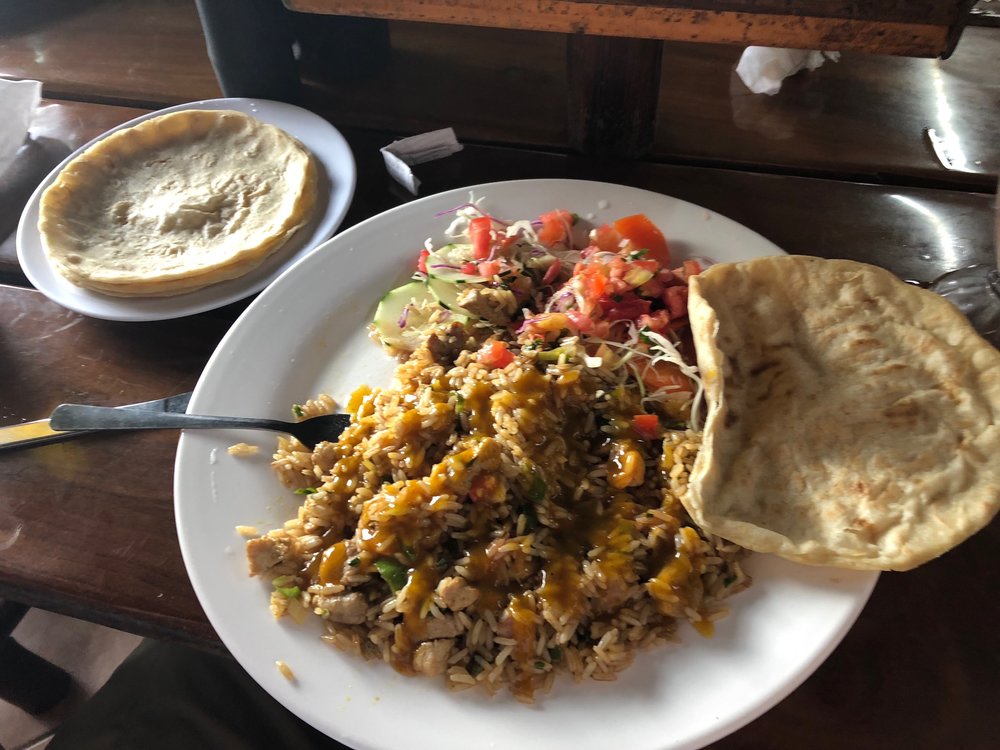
[686, 255, 1000, 571]
[38, 109, 316, 297]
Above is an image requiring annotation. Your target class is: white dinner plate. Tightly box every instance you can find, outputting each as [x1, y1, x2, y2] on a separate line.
[175, 179, 879, 750]
[16, 97, 356, 322]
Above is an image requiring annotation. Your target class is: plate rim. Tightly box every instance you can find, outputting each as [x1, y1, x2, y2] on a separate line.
[175, 178, 879, 750]
[15, 96, 357, 322]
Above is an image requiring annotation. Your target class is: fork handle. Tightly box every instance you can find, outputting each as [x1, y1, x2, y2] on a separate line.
[50, 404, 291, 434]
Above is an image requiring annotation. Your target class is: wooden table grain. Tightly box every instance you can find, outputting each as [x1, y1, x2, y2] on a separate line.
[287, 0, 976, 56]
[0, 285, 226, 647]
[0, 0, 221, 107]
[1, 1, 996, 185]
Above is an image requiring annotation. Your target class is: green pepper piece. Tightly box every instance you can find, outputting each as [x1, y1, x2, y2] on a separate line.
[536, 347, 565, 363]
[527, 472, 547, 503]
[375, 558, 409, 592]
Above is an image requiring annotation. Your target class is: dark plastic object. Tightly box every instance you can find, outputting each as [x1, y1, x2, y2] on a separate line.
[0, 601, 73, 715]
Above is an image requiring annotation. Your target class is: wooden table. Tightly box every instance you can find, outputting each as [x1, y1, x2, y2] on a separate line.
[283, 0, 980, 155]
[0, 1, 998, 747]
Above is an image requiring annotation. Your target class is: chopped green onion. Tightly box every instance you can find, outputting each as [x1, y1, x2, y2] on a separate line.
[628, 248, 649, 260]
[348, 557, 360, 567]
[723, 575, 737, 587]
[527, 472, 547, 503]
[547, 647, 562, 661]
[294, 487, 317, 495]
[292, 404, 305, 418]
[272, 575, 294, 588]
[468, 660, 484, 676]
[374, 558, 409, 592]
[276, 586, 300, 599]
[536, 347, 566, 363]
[534, 660, 546, 670]
[454, 392, 465, 414]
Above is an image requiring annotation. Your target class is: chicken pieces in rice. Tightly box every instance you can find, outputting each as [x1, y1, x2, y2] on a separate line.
[454, 286, 519, 326]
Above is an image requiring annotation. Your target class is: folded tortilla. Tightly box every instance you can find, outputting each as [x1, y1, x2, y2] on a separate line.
[686, 255, 1000, 571]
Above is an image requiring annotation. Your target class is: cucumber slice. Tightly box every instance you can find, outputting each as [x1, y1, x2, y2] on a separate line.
[372, 280, 466, 350]
[425, 245, 489, 284]
[428, 276, 479, 319]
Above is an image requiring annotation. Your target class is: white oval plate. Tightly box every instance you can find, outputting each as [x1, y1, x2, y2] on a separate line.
[17, 97, 356, 322]
[175, 179, 878, 750]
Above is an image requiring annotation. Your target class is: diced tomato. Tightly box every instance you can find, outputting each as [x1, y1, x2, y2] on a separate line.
[641, 361, 694, 394]
[636, 309, 672, 335]
[566, 310, 595, 333]
[606, 255, 628, 279]
[574, 263, 608, 302]
[601, 293, 651, 322]
[631, 414, 661, 440]
[682, 259, 702, 278]
[495, 233, 518, 255]
[537, 209, 574, 247]
[542, 259, 562, 285]
[657, 268, 679, 286]
[478, 259, 501, 277]
[469, 216, 493, 260]
[662, 285, 688, 320]
[591, 223, 623, 253]
[637, 276, 665, 299]
[613, 214, 670, 266]
[461, 262, 478, 275]
[417, 249, 430, 274]
[479, 340, 515, 368]
[589, 320, 612, 339]
[588, 273, 608, 300]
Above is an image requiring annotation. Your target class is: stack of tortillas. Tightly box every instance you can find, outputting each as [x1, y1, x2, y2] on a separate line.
[38, 109, 317, 297]
[686, 255, 1000, 571]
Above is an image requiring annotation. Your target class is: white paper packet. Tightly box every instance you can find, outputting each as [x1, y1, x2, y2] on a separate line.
[381, 127, 463, 195]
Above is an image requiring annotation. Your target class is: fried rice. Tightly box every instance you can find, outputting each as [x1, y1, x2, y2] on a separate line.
[246, 329, 750, 703]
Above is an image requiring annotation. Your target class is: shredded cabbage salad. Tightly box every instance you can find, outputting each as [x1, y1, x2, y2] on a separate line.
[371, 198, 708, 431]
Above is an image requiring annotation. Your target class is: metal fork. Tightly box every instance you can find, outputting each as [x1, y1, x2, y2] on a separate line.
[50, 404, 351, 448]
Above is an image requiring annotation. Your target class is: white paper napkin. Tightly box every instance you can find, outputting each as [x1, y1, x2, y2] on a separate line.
[735, 47, 839, 95]
[0, 78, 42, 176]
